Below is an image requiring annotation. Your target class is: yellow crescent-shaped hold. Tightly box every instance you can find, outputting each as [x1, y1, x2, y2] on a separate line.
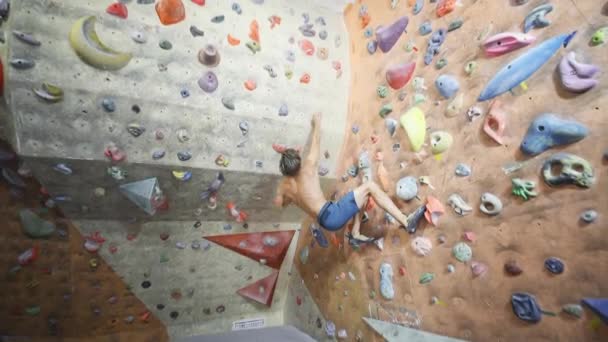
[172, 171, 187, 179]
[400, 106, 426, 152]
[69, 16, 132, 70]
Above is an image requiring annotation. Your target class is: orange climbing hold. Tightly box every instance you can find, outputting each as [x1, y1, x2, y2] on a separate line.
[155, 0, 186, 26]
[299, 73, 311, 84]
[244, 79, 257, 90]
[268, 15, 281, 29]
[329, 233, 340, 248]
[249, 20, 260, 43]
[424, 196, 445, 226]
[227, 34, 241, 46]
[298, 39, 315, 56]
[436, 0, 457, 18]
[360, 13, 371, 28]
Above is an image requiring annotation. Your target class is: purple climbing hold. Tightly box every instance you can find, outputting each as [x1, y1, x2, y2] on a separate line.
[198, 71, 218, 93]
[559, 52, 599, 93]
[544, 257, 564, 274]
[375, 16, 409, 53]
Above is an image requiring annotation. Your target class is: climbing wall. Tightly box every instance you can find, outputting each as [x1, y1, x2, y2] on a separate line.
[3, 0, 350, 221]
[296, 0, 608, 341]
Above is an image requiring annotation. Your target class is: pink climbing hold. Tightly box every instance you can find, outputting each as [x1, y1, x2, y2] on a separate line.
[106, 2, 128, 19]
[227, 202, 248, 223]
[375, 16, 409, 53]
[386, 62, 416, 90]
[191, 0, 205, 5]
[298, 39, 315, 56]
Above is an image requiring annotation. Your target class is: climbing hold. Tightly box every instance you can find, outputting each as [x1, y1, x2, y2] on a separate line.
[317, 47, 328, 60]
[480, 192, 502, 216]
[178, 151, 192, 161]
[452, 242, 472, 262]
[367, 40, 378, 54]
[232, 2, 242, 14]
[220, 97, 235, 111]
[478, 31, 576, 101]
[13, 31, 41, 46]
[310, 224, 328, 248]
[155, 0, 185, 25]
[436, 0, 457, 17]
[447, 264, 455, 273]
[319, 30, 328, 40]
[239, 121, 249, 135]
[326, 321, 336, 337]
[516, 303, 554, 325]
[299, 73, 311, 84]
[419, 272, 435, 284]
[430, 131, 453, 155]
[379, 263, 395, 300]
[559, 52, 599, 93]
[464, 61, 477, 75]
[511, 178, 537, 200]
[172, 170, 192, 181]
[562, 304, 584, 318]
[190, 25, 204, 37]
[106, 2, 128, 19]
[376, 85, 389, 98]
[471, 261, 488, 277]
[278, 103, 289, 116]
[180, 89, 190, 98]
[131, 31, 147, 43]
[400, 107, 426, 152]
[523, 4, 553, 33]
[504, 260, 523, 276]
[264, 65, 277, 78]
[376, 16, 409, 53]
[447, 193, 472, 216]
[226, 34, 240, 46]
[425, 196, 445, 226]
[159, 39, 172, 50]
[20, 209, 56, 238]
[10, 58, 35, 70]
[447, 18, 463, 32]
[245, 79, 257, 90]
[483, 100, 507, 145]
[298, 39, 315, 55]
[591, 27, 607, 46]
[127, 123, 145, 137]
[435, 58, 447, 70]
[411, 237, 432, 256]
[419, 21, 432, 35]
[541, 153, 594, 188]
[385, 118, 398, 137]
[198, 71, 218, 93]
[425, 29, 447, 65]
[211, 15, 225, 23]
[2, 168, 26, 188]
[466, 106, 482, 122]
[395, 176, 418, 201]
[104, 144, 126, 162]
[445, 93, 463, 117]
[107, 166, 127, 180]
[413, 0, 424, 15]
[379, 104, 393, 118]
[544, 257, 564, 274]
[53, 163, 72, 175]
[299, 246, 309, 264]
[386, 62, 415, 90]
[580, 210, 598, 223]
[69, 16, 132, 70]
[435, 74, 459, 99]
[152, 150, 165, 160]
[198, 44, 220, 67]
[191, 0, 205, 5]
[483, 32, 535, 57]
[33, 83, 63, 103]
[364, 27, 373, 38]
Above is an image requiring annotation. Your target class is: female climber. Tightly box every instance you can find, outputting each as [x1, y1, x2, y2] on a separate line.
[273, 112, 411, 245]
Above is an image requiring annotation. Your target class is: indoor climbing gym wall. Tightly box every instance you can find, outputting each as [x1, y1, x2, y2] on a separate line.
[294, 0, 608, 341]
[1, 0, 608, 342]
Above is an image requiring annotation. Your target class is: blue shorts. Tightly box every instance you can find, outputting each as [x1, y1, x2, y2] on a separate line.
[317, 191, 360, 231]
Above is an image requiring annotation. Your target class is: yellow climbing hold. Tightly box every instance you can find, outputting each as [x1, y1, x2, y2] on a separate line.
[69, 16, 132, 70]
[400, 107, 426, 152]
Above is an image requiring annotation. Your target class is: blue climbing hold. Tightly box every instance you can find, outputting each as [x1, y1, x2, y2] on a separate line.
[413, 0, 424, 15]
[367, 40, 378, 54]
[512, 292, 542, 323]
[544, 257, 564, 274]
[310, 223, 328, 248]
[520, 114, 588, 156]
[419, 21, 432, 36]
[435, 74, 460, 99]
[581, 298, 608, 325]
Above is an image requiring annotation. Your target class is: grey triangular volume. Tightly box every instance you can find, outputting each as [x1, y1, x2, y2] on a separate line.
[119, 178, 158, 215]
[362, 317, 468, 342]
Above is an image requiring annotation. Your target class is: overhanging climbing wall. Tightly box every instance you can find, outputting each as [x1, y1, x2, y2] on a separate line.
[3, 0, 351, 221]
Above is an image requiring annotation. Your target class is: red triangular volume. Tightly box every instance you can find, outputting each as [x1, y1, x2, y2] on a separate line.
[205, 230, 295, 269]
[237, 270, 279, 307]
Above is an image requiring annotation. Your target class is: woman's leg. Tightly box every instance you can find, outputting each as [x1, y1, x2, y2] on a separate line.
[353, 182, 409, 227]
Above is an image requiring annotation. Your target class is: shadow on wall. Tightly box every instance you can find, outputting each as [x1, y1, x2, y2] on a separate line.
[175, 325, 315, 342]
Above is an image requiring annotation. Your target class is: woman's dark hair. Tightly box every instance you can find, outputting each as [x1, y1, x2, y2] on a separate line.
[279, 149, 301, 176]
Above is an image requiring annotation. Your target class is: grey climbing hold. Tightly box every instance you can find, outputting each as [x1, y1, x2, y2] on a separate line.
[2, 168, 26, 188]
[447, 19, 463, 32]
[347, 165, 358, 177]
[239, 121, 249, 135]
[20, 209, 56, 238]
[13, 31, 41, 46]
[395, 176, 417, 201]
[232, 3, 242, 14]
[263, 64, 277, 78]
[178, 151, 192, 161]
[379, 263, 394, 300]
[222, 97, 235, 110]
[319, 30, 328, 40]
[286, 50, 296, 62]
[211, 15, 225, 23]
[580, 210, 597, 223]
[10, 58, 35, 69]
[316, 16, 326, 25]
[278, 103, 289, 116]
[435, 58, 447, 70]
[180, 89, 190, 98]
[447, 193, 473, 216]
[127, 123, 145, 137]
[130, 31, 147, 44]
[159, 40, 172, 50]
[455, 163, 471, 177]
[101, 98, 116, 112]
[176, 128, 190, 143]
[447, 264, 455, 273]
[137, 0, 154, 3]
[385, 118, 397, 137]
[562, 304, 583, 318]
[190, 25, 204, 37]
[480, 193, 503, 215]
[53, 163, 73, 175]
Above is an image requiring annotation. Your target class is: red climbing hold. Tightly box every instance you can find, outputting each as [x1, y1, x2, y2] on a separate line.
[386, 62, 416, 90]
[296, 296, 302, 306]
[236, 270, 279, 306]
[205, 230, 295, 269]
[156, 0, 186, 26]
[106, 2, 128, 19]
[191, 0, 205, 5]
[18, 246, 38, 266]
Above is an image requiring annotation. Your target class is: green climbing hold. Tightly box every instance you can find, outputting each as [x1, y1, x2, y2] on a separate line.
[379, 104, 393, 118]
[435, 58, 447, 70]
[562, 304, 583, 318]
[511, 178, 537, 200]
[419, 272, 434, 284]
[377, 86, 389, 98]
[448, 19, 464, 32]
[246, 41, 261, 54]
[20, 209, 56, 238]
[452, 242, 472, 262]
[25, 306, 41, 316]
[159, 40, 172, 50]
[160, 254, 169, 263]
[369, 290, 376, 299]
[413, 93, 426, 105]
[465, 61, 477, 75]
